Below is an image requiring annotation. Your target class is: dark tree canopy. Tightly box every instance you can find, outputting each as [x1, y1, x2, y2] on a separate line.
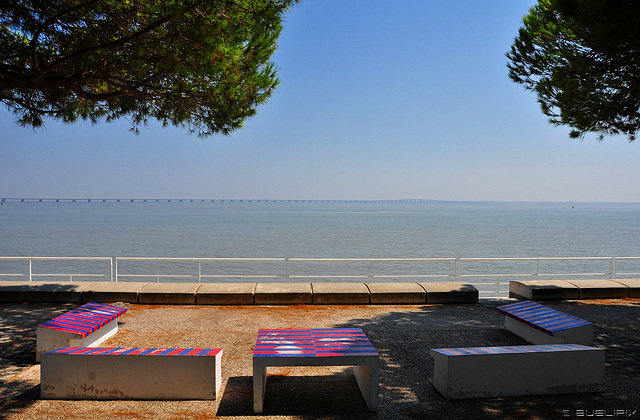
[0, 0, 298, 136]
[507, 0, 640, 141]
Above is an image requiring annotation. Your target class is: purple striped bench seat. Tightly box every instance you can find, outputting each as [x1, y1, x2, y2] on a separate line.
[253, 328, 379, 413]
[41, 347, 223, 400]
[430, 344, 605, 399]
[496, 300, 593, 345]
[36, 302, 127, 362]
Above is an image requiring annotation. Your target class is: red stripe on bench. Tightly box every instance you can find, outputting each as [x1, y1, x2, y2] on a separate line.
[39, 303, 127, 336]
[44, 347, 222, 356]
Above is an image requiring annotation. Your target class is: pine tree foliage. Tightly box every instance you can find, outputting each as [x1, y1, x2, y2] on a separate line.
[507, 0, 640, 141]
[0, 0, 298, 136]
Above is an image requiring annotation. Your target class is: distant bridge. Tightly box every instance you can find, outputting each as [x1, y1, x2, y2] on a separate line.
[0, 198, 445, 204]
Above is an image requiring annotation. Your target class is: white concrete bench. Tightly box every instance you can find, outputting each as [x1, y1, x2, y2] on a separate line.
[40, 347, 223, 400]
[253, 328, 379, 413]
[36, 302, 127, 362]
[497, 300, 593, 345]
[430, 344, 605, 399]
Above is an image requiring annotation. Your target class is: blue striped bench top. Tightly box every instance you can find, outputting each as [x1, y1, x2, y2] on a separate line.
[254, 328, 379, 357]
[38, 302, 127, 338]
[496, 300, 591, 335]
[432, 344, 595, 357]
[44, 347, 222, 356]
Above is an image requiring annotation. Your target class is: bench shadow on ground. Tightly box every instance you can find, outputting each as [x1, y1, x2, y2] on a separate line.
[217, 374, 371, 417]
[218, 301, 640, 419]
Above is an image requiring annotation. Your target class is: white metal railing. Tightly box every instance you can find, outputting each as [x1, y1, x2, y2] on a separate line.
[1, 256, 639, 296]
[114, 257, 287, 283]
[0, 257, 113, 282]
[613, 257, 640, 279]
[459, 257, 615, 296]
[288, 258, 457, 283]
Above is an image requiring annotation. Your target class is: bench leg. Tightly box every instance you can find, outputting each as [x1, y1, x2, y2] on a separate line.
[354, 361, 379, 411]
[253, 359, 267, 413]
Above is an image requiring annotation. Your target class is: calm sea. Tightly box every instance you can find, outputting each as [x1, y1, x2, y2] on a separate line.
[1, 200, 639, 286]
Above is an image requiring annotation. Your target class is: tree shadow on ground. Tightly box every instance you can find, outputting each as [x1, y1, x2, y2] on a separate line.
[329, 300, 640, 420]
[0, 303, 75, 420]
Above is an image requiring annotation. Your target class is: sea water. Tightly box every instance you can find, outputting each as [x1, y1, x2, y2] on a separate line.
[1, 200, 639, 284]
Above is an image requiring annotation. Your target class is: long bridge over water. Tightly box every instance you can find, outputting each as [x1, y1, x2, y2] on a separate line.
[1, 198, 444, 204]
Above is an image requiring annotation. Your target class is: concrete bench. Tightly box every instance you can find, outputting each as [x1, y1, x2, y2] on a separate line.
[496, 300, 593, 345]
[36, 302, 127, 362]
[253, 328, 379, 413]
[430, 344, 605, 399]
[41, 346, 223, 400]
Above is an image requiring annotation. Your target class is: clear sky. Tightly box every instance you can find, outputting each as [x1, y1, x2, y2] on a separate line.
[1, 0, 639, 202]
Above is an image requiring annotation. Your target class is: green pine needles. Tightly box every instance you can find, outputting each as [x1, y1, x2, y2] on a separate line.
[507, 0, 640, 141]
[0, 0, 298, 136]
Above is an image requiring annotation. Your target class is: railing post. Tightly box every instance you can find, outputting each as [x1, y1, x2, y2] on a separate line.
[110, 258, 114, 282]
[610, 257, 614, 279]
[198, 260, 202, 283]
[115, 258, 118, 282]
[29, 258, 32, 282]
[285, 258, 290, 283]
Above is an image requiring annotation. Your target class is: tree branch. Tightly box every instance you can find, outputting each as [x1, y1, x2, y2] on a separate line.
[28, 0, 102, 72]
[44, 13, 177, 73]
[0, 93, 61, 115]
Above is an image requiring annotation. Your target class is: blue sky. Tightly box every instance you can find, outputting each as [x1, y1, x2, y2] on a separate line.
[1, 0, 639, 202]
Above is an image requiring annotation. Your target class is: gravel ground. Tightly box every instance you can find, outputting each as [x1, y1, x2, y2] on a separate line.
[1, 299, 639, 420]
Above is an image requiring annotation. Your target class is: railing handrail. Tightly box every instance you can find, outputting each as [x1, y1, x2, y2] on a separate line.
[460, 257, 613, 261]
[288, 257, 457, 261]
[0, 256, 112, 260]
[116, 257, 285, 261]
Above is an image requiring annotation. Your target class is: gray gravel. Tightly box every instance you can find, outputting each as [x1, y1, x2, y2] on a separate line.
[1, 299, 639, 419]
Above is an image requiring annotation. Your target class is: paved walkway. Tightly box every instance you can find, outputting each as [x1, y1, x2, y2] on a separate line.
[1, 299, 639, 419]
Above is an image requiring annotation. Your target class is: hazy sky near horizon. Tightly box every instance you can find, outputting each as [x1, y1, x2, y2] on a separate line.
[2, 0, 640, 202]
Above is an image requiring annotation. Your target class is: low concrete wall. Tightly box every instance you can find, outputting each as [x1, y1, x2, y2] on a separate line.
[510, 279, 640, 300]
[0, 281, 479, 305]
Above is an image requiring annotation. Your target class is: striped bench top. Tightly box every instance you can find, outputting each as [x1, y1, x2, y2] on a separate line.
[38, 302, 127, 338]
[432, 344, 595, 357]
[497, 300, 591, 335]
[44, 347, 222, 356]
[254, 328, 379, 357]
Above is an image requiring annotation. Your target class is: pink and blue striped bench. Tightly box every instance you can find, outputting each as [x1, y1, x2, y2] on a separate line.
[253, 328, 379, 413]
[41, 346, 222, 400]
[430, 344, 605, 399]
[36, 302, 127, 362]
[496, 300, 593, 345]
